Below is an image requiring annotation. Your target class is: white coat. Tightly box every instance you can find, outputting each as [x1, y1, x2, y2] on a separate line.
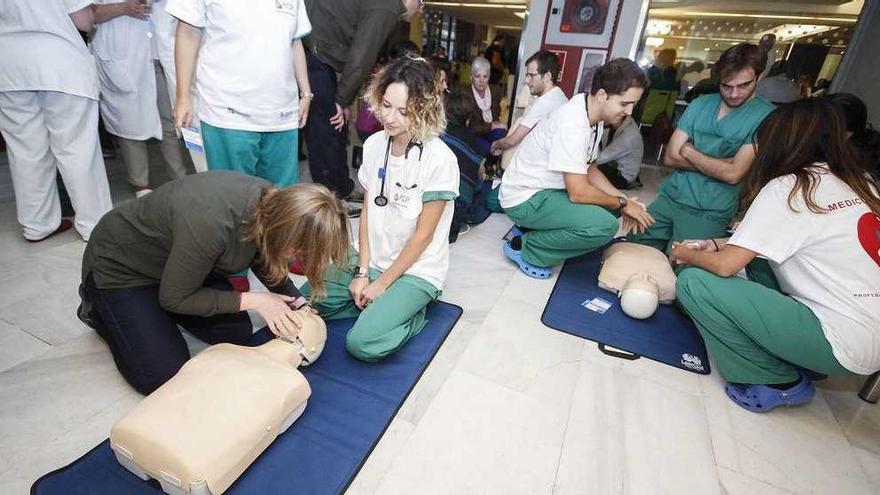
[90, 1, 162, 140]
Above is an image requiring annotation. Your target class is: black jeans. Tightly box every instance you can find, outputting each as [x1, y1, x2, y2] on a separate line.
[82, 273, 252, 395]
[305, 52, 354, 197]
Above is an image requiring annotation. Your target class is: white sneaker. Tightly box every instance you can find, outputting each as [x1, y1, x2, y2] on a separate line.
[135, 188, 153, 198]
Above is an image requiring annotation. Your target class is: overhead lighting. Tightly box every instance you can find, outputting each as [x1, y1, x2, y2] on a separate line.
[513, 12, 526, 20]
[758, 24, 834, 42]
[654, 11, 856, 24]
[646, 20, 673, 36]
[425, 2, 526, 9]
[645, 37, 665, 47]
[494, 25, 523, 30]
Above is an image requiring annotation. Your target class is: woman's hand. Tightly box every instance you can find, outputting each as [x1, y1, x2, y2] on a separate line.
[173, 96, 193, 129]
[681, 239, 715, 251]
[620, 198, 655, 234]
[669, 242, 698, 266]
[240, 292, 303, 340]
[298, 97, 311, 128]
[349, 276, 369, 309]
[361, 280, 388, 307]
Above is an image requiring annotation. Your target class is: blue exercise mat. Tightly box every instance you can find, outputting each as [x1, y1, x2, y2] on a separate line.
[32, 301, 463, 495]
[541, 249, 710, 374]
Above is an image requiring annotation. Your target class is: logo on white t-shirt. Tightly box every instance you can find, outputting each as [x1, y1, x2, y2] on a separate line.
[857, 212, 880, 268]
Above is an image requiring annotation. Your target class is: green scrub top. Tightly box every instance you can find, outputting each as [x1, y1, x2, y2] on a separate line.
[660, 93, 775, 220]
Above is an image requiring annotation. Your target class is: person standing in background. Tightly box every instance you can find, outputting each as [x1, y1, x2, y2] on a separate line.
[302, 0, 423, 200]
[92, 0, 190, 198]
[0, 0, 113, 242]
[169, 0, 313, 187]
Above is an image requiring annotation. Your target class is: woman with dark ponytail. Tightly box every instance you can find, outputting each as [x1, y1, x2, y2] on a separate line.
[669, 98, 880, 413]
[78, 172, 350, 394]
[826, 92, 880, 180]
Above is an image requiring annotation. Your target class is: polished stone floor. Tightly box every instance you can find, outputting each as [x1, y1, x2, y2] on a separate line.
[0, 150, 877, 494]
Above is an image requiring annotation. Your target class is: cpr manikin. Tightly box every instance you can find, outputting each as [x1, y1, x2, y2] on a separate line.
[110, 308, 326, 495]
[598, 242, 677, 319]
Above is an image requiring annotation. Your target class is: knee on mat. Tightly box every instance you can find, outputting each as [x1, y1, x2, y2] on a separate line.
[675, 267, 713, 307]
[345, 330, 385, 362]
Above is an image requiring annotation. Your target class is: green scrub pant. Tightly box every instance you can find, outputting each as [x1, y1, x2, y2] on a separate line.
[201, 122, 299, 187]
[676, 265, 848, 385]
[486, 184, 503, 213]
[628, 191, 731, 252]
[504, 189, 619, 267]
[301, 255, 440, 362]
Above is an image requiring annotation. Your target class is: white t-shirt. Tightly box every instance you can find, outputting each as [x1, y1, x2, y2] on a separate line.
[729, 166, 880, 374]
[358, 132, 460, 290]
[0, 0, 99, 100]
[499, 93, 604, 209]
[519, 86, 568, 129]
[166, 0, 311, 132]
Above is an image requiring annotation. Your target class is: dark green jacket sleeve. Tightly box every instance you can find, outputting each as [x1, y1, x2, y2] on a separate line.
[158, 219, 240, 316]
[336, 9, 400, 106]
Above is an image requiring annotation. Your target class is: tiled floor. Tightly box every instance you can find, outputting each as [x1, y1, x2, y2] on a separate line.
[0, 151, 877, 494]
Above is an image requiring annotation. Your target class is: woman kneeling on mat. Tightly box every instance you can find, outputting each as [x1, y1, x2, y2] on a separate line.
[79, 172, 350, 394]
[302, 55, 459, 362]
[670, 99, 880, 413]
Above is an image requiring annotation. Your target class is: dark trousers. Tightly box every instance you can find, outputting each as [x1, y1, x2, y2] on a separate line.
[305, 52, 354, 197]
[82, 274, 253, 395]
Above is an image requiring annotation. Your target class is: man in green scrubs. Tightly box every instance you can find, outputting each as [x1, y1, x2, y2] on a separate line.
[629, 43, 775, 251]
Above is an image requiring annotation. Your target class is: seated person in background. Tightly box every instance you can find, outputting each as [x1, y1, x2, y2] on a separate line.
[491, 50, 568, 156]
[756, 60, 800, 105]
[79, 173, 351, 394]
[303, 55, 459, 362]
[440, 88, 492, 241]
[431, 55, 451, 93]
[826, 92, 880, 180]
[499, 59, 654, 279]
[487, 49, 569, 211]
[630, 43, 775, 252]
[467, 56, 507, 154]
[596, 115, 644, 190]
[671, 99, 880, 413]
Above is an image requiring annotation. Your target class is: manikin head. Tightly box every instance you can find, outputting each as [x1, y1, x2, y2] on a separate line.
[524, 50, 560, 97]
[620, 273, 660, 319]
[714, 43, 765, 109]
[589, 58, 648, 127]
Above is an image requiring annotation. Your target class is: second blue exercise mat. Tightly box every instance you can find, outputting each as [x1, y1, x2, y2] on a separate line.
[542, 250, 710, 374]
[32, 301, 463, 495]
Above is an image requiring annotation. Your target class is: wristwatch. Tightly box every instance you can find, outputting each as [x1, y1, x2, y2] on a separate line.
[353, 266, 369, 279]
[300, 91, 314, 99]
[616, 196, 628, 209]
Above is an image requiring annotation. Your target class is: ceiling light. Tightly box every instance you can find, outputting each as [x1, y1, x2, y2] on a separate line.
[654, 12, 856, 24]
[645, 37, 665, 47]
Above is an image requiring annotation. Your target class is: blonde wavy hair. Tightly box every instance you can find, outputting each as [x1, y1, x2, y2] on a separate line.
[244, 183, 350, 300]
[366, 55, 446, 142]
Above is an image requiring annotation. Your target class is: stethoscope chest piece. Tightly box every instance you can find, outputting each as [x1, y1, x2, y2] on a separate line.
[374, 195, 389, 207]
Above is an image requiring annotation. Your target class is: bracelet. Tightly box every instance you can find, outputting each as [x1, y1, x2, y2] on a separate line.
[300, 92, 314, 99]
[711, 239, 719, 251]
[353, 273, 369, 279]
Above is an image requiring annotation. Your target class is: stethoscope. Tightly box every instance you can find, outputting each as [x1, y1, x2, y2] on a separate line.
[374, 136, 424, 207]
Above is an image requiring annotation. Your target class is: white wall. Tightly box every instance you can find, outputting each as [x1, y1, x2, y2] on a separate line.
[610, 0, 649, 59]
[834, 0, 880, 125]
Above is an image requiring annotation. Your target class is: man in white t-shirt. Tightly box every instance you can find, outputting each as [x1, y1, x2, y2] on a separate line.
[0, 0, 113, 242]
[499, 59, 654, 279]
[491, 50, 568, 156]
[485, 50, 569, 213]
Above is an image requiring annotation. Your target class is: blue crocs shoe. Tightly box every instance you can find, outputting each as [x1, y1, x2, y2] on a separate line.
[724, 372, 815, 413]
[503, 240, 551, 279]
